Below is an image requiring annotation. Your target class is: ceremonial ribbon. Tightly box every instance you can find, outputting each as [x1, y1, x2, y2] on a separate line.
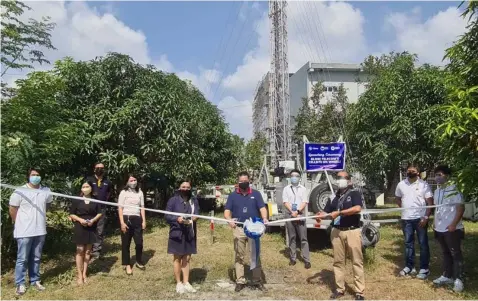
[0, 183, 467, 227]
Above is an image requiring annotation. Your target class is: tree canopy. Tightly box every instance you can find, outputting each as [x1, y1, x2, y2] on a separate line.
[1, 53, 242, 193]
[439, 1, 478, 200]
[346, 52, 449, 190]
[1, 0, 56, 96]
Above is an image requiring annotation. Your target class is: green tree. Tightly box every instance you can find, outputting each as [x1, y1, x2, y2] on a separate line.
[293, 82, 349, 145]
[346, 52, 449, 191]
[1, 0, 56, 96]
[244, 134, 267, 180]
[439, 1, 478, 201]
[1, 53, 242, 258]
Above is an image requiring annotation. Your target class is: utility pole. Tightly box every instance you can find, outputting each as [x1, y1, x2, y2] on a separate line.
[269, 0, 291, 168]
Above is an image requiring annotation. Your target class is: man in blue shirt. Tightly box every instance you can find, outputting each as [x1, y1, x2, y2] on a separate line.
[224, 171, 268, 292]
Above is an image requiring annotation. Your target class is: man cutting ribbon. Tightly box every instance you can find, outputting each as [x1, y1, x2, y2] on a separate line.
[224, 171, 269, 293]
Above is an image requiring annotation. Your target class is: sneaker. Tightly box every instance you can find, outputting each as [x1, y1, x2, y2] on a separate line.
[176, 282, 185, 294]
[16, 284, 26, 296]
[433, 275, 454, 286]
[416, 269, 430, 280]
[183, 282, 197, 293]
[251, 283, 267, 292]
[304, 262, 311, 269]
[399, 267, 416, 277]
[289, 260, 296, 266]
[32, 281, 45, 291]
[453, 279, 464, 293]
[355, 294, 365, 300]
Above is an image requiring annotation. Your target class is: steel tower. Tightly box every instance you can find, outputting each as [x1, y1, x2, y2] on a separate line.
[268, 0, 290, 168]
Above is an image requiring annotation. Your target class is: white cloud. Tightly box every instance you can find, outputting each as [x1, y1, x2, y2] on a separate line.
[385, 6, 468, 65]
[2, 0, 150, 87]
[219, 1, 367, 139]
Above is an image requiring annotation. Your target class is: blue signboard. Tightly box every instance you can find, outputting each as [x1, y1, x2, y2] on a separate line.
[304, 142, 346, 172]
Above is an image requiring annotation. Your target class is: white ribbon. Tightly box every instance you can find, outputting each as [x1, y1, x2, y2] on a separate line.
[1, 183, 467, 227]
[0, 183, 241, 225]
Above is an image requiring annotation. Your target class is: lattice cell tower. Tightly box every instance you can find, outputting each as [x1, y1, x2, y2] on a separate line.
[268, 0, 291, 168]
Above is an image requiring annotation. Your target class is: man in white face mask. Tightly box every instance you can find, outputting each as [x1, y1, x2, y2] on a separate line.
[316, 171, 365, 300]
[282, 169, 310, 269]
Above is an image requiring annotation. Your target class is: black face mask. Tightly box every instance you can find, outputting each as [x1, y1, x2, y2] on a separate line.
[238, 182, 250, 190]
[180, 189, 192, 198]
[94, 168, 104, 176]
[407, 172, 418, 179]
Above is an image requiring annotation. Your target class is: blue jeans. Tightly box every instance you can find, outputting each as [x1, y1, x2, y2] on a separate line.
[401, 219, 430, 270]
[15, 235, 46, 286]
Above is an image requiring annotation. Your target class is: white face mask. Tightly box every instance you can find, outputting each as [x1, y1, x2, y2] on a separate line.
[337, 179, 348, 189]
[128, 181, 137, 189]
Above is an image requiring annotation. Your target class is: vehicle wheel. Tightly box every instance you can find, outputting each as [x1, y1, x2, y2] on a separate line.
[309, 183, 337, 213]
[361, 187, 376, 208]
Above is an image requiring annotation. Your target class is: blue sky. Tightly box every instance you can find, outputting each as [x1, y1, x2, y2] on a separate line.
[5, 1, 469, 139]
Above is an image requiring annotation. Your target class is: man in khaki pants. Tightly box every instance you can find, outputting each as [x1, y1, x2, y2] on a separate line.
[316, 171, 365, 300]
[224, 171, 269, 292]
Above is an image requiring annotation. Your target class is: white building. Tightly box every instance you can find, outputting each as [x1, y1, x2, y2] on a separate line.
[252, 62, 369, 138]
[289, 62, 369, 123]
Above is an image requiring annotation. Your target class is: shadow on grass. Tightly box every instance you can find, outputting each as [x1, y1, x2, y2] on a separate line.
[190, 267, 208, 284]
[307, 269, 334, 290]
[380, 221, 478, 297]
[89, 255, 118, 274]
[227, 264, 267, 284]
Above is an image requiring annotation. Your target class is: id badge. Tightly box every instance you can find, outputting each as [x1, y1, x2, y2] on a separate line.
[292, 204, 298, 211]
[333, 216, 341, 226]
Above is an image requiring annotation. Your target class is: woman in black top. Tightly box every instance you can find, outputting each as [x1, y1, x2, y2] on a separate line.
[69, 180, 102, 285]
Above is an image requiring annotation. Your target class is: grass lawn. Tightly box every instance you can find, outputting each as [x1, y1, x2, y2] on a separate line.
[2, 210, 478, 300]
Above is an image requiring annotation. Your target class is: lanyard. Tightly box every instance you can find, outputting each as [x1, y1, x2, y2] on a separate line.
[290, 185, 298, 205]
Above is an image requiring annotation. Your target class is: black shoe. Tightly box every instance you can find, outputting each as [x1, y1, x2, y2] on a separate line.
[289, 260, 296, 266]
[304, 262, 311, 269]
[135, 263, 146, 270]
[330, 291, 345, 299]
[355, 294, 365, 300]
[252, 283, 267, 292]
[235, 283, 245, 292]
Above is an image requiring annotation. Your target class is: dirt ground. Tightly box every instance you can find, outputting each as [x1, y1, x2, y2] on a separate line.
[2, 214, 478, 300]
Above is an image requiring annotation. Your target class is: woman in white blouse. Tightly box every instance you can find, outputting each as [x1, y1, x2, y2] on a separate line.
[118, 175, 146, 275]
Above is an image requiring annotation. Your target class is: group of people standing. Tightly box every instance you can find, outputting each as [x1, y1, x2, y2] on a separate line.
[8, 162, 466, 299]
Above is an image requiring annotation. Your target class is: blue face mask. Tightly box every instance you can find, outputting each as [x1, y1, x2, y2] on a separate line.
[290, 176, 300, 184]
[29, 175, 41, 185]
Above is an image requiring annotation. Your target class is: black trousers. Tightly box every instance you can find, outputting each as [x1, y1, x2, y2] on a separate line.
[435, 230, 464, 280]
[121, 215, 143, 266]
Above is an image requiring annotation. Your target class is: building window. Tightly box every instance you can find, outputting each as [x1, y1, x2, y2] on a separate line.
[332, 86, 338, 92]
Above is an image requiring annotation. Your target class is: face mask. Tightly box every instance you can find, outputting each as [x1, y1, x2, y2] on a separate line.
[128, 181, 137, 189]
[337, 179, 348, 189]
[407, 172, 418, 179]
[82, 187, 92, 195]
[29, 175, 41, 185]
[290, 176, 300, 185]
[238, 182, 250, 190]
[180, 189, 192, 198]
[94, 168, 104, 176]
[435, 175, 446, 185]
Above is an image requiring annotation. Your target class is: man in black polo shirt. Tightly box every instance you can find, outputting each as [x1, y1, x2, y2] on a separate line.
[316, 171, 365, 300]
[87, 162, 112, 259]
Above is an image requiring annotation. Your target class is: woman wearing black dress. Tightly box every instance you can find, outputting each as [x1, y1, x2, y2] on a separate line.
[165, 180, 200, 294]
[69, 180, 102, 285]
